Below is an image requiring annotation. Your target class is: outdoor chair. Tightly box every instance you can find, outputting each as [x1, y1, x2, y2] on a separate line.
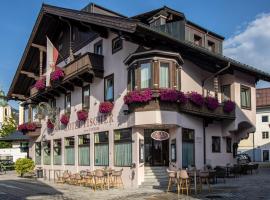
[187, 169, 202, 193]
[214, 166, 226, 183]
[112, 168, 124, 189]
[94, 169, 105, 190]
[56, 170, 70, 184]
[199, 171, 211, 192]
[166, 169, 177, 192]
[178, 170, 190, 196]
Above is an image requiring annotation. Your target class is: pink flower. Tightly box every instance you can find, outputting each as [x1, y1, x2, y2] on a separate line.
[34, 78, 45, 91]
[60, 114, 69, 125]
[223, 100, 235, 113]
[18, 124, 27, 132]
[205, 96, 219, 110]
[159, 89, 179, 102]
[188, 92, 204, 107]
[77, 110, 88, 121]
[18, 123, 37, 132]
[50, 67, 64, 81]
[47, 120, 54, 130]
[99, 102, 114, 113]
[124, 89, 153, 104]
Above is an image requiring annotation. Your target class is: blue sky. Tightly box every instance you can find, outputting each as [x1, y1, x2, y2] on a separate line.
[1, 0, 270, 108]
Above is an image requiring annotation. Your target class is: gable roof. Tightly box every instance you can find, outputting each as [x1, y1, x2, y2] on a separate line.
[8, 4, 270, 100]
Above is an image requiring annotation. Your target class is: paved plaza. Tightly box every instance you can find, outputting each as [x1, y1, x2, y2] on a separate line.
[0, 168, 270, 200]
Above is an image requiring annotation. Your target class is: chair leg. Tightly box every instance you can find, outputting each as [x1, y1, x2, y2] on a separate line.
[167, 178, 171, 192]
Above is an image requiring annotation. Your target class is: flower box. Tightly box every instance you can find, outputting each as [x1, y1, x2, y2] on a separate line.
[18, 122, 37, 132]
[50, 67, 64, 83]
[34, 78, 46, 91]
[205, 96, 219, 110]
[188, 92, 204, 107]
[124, 89, 153, 104]
[77, 110, 88, 121]
[223, 100, 235, 113]
[60, 114, 70, 125]
[99, 101, 114, 113]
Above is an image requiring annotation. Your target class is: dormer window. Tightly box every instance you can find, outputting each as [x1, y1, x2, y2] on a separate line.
[150, 15, 167, 27]
[208, 41, 215, 52]
[194, 34, 202, 46]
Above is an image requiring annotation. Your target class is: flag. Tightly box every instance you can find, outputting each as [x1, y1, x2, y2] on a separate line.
[46, 37, 59, 86]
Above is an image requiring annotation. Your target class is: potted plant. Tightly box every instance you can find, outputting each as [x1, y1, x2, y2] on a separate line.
[188, 92, 204, 107]
[223, 100, 235, 113]
[124, 89, 153, 104]
[159, 89, 179, 102]
[77, 110, 88, 121]
[99, 101, 114, 113]
[205, 96, 219, 110]
[60, 114, 70, 126]
[34, 78, 45, 91]
[50, 67, 64, 85]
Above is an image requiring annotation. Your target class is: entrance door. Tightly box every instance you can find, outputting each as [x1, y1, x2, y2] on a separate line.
[144, 129, 169, 166]
[182, 128, 195, 168]
[263, 150, 269, 162]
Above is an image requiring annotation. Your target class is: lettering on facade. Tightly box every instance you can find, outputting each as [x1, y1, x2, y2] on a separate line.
[151, 131, 170, 141]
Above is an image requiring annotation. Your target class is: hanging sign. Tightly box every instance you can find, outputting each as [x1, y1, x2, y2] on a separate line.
[151, 131, 169, 141]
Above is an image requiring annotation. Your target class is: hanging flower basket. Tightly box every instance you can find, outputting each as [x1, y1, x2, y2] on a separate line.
[99, 101, 114, 113]
[124, 89, 153, 104]
[77, 110, 88, 121]
[34, 78, 46, 91]
[47, 119, 54, 130]
[205, 96, 219, 110]
[60, 114, 70, 125]
[50, 67, 64, 82]
[188, 92, 204, 107]
[223, 100, 235, 113]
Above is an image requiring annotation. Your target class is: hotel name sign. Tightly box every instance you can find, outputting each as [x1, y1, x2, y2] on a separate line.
[151, 131, 169, 141]
[54, 114, 114, 132]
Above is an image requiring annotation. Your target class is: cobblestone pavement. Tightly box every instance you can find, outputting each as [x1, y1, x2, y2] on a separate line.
[0, 168, 270, 200]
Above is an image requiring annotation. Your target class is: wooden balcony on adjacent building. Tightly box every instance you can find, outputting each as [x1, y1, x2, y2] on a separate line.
[24, 123, 42, 138]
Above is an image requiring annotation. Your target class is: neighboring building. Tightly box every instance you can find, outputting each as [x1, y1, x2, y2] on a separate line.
[7, 3, 270, 188]
[0, 131, 29, 162]
[239, 88, 270, 162]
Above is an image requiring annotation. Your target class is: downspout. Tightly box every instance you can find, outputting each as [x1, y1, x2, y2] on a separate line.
[203, 119, 206, 165]
[59, 17, 74, 62]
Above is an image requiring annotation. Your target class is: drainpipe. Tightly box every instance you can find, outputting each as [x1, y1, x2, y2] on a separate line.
[203, 119, 206, 165]
[202, 62, 231, 96]
[253, 132, 255, 162]
[59, 17, 74, 62]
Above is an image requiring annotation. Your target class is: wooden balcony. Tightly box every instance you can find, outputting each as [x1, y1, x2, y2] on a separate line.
[29, 52, 103, 101]
[128, 99, 235, 120]
[24, 123, 42, 137]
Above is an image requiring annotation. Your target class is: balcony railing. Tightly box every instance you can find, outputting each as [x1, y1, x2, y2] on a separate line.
[24, 123, 42, 137]
[128, 99, 235, 120]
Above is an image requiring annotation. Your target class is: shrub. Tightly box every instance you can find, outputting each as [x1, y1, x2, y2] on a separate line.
[15, 158, 35, 177]
[99, 101, 114, 113]
[124, 89, 153, 104]
[50, 67, 64, 82]
[223, 100, 235, 113]
[188, 92, 204, 107]
[34, 78, 45, 91]
[60, 114, 70, 125]
[77, 110, 88, 121]
[205, 96, 219, 110]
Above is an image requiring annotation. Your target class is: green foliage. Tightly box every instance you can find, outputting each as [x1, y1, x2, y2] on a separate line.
[0, 141, 11, 148]
[15, 158, 35, 177]
[0, 116, 17, 137]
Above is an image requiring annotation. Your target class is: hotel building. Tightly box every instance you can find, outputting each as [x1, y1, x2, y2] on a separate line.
[8, 3, 270, 187]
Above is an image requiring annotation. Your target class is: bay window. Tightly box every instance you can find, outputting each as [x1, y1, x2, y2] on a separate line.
[43, 141, 51, 165]
[53, 139, 62, 165]
[78, 134, 90, 166]
[65, 137, 75, 165]
[140, 62, 152, 89]
[159, 62, 170, 88]
[114, 128, 132, 167]
[94, 132, 109, 166]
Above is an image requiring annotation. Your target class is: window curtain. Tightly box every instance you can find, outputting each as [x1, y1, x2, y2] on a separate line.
[43, 149, 51, 165]
[241, 89, 251, 107]
[79, 146, 90, 166]
[95, 144, 109, 166]
[53, 149, 61, 165]
[114, 143, 132, 166]
[35, 155, 41, 165]
[182, 142, 194, 168]
[159, 63, 169, 88]
[65, 147, 75, 165]
[141, 63, 151, 88]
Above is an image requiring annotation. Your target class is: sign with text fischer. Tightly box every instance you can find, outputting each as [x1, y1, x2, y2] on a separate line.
[151, 131, 169, 141]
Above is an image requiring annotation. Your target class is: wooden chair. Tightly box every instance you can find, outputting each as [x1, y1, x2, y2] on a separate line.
[94, 169, 105, 190]
[166, 169, 177, 192]
[85, 171, 95, 189]
[200, 171, 211, 192]
[188, 170, 202, 193]
[112, 169, 124, 189]
[56, 171, 70, 184]
[178, 170, 190, 196]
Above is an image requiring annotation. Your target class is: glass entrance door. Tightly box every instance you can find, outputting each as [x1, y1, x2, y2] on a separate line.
[144, 129, 169, 166]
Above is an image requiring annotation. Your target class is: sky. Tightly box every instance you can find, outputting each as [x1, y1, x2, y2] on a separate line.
[1, 0, 270, 109]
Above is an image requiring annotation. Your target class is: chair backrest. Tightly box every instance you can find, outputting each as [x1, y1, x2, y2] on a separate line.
[95, 169, 104, 177]
[75, 173, 82, 180]
[200, 171, 209, 177]
[112, 169, 123, 176]
[63, 171, 70, 178]
[178, 170, 189, 179]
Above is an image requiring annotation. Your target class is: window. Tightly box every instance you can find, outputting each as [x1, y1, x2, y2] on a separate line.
[65, 93, 71, 113]
[226, 138, 232, 153]
[262, 116, 269, 123]
[24, 106, 29, 123]
[43, 141, 51, 165]
[53, 139, 61, 165]
[65, 137, 75, 165]
[112, 37, 122, 54]
[221, 85, 231, 101]
[114, 129, 132, 167]
[182, 128, 195, 168]
[104, 74, 114, 101]
[140, 62, 152, 89]
[94, 132, 109, 166]
[194, 34, 202, 46]
[176, 68, 181, 90]
[82, 85, 90, 109]
[207, 41, 215, 52]
[50, 99, 56, 109]
[94, 40, 103, 55]
[159, 62, 170, 88]
[262, 132, 269, 139]
[35, 142, 41, 165]
[78, 134, 90, 166]
[20, 142, 28, 153]
[31, 105, 37, 122]
[212, 136, 221, 153]
[241, 86, 251, 109]
[128, 68, 135, 91]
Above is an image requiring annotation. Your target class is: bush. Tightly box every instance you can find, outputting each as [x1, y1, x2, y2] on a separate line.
[15, 158, 35, 177]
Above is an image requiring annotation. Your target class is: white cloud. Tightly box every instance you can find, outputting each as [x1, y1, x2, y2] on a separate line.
[224, 13, 270, 88]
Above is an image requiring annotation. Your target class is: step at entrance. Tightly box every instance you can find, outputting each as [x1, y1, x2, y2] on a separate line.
[140, 167, 168, 189]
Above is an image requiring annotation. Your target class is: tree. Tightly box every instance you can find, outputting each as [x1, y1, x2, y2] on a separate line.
[15, 158, 35, 177]
[0, 115, 17, 148]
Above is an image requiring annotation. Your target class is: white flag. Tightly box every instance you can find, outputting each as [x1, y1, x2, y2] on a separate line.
[46, 37, 59, 86]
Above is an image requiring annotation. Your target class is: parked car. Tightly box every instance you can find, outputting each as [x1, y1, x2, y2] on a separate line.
[236, 154, 251, 164]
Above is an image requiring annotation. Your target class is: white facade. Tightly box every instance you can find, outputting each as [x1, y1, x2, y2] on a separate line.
[0, 142, 27, 162]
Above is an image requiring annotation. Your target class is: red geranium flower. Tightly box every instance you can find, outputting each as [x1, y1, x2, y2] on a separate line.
[60, 114, 70, 125]
[99, 101, 114, 113]
[77, 110, 88, 121]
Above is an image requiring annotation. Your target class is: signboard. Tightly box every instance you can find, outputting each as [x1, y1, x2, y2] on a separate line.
[151, 131, 169, 141]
